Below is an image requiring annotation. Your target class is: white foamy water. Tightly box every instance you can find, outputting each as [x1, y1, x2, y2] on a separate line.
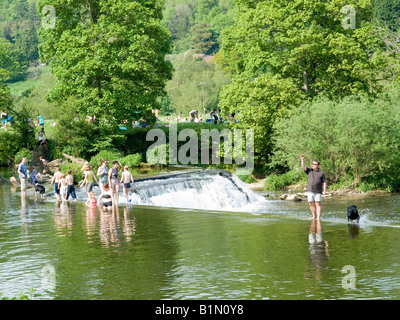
[130, 171, 266, 211]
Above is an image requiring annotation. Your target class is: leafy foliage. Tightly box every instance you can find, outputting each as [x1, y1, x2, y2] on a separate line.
[163, 0, 235, 54]
[373, 0, 400, 31]
[218, 0, 392, 163]
[51, 104, 128, 160]
[0, 104, 36, 165]
[37, 0, 173, 124]
[0, 0, 40, 81]
[190, 21, 218, 54]
[0, 38, 17, 110]
[271, 91, 400, 190]
[165, 52, 230, 115]
[89, 149, 124, 168]
[264, 169, 305, 191]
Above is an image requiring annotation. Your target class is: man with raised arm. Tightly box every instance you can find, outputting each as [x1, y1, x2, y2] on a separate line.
[301, 154, 327, 220]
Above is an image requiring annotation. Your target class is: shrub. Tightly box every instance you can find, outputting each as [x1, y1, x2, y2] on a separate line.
[271, 92, 400, 189]
[89, 149, 124, 168]
[264, 169, 305, 191]
[121, 153, 142, 167]
[237, 174, 257, 184]
[0, 132, 20, 165]
[14, 148, 32, 164]
[60, 162, 84, 182]
[52, 104, 126, 160]
[146, 143, 169, 165]
[0, 105, 36, 166]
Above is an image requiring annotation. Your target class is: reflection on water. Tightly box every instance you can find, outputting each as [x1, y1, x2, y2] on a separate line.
[347, 223, 360, 239]
[305, 219, 330, 283]
[52, 200, 136, 248]
[1, 184, 400, 300]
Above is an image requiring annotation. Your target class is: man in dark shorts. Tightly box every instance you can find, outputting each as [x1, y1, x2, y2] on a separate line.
[301, 154, 327, 219]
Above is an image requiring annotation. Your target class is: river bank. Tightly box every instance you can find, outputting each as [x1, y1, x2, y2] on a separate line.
[247, 178, 393, 199]
[2, 165, 395, 200]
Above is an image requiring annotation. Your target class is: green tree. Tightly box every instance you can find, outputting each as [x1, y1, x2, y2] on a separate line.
[165, 52, 230, 115]
[0, 38, 17, 110]
[37, 0, 173, 124]
[373, 0, 400, 31]
[190, 21, 218, 54]
[167, 3, 195, 53]
[0, 0, 40, 76]
[14, 24, 39, 64]
[196, 0, 219, 22]
[219, 0, 391, 163]
[162, 0, 235, 54]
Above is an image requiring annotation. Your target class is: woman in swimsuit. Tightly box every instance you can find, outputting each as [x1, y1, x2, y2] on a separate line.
[108, 161, 120, 205]
[96, 160, 108, 192]
[99, 183, 114, 211]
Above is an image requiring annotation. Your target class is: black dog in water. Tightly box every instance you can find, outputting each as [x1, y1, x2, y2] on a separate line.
[34, 183, 46, 197]
[347, 205, 360, 223]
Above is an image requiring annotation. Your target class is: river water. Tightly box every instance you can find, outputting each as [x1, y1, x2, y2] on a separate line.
[0, 170, 400, 300]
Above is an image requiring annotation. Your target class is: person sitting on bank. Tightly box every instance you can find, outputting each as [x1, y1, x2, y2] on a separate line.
[38, 128, 48, 148]
[189, 110, 198, 122]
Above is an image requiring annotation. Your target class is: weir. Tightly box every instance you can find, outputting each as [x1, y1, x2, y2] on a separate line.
[130, 169, 265, 211]
[25, 169, 265, 211]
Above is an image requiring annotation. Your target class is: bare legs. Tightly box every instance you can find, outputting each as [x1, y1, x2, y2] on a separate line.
[308, 201, 321, 219]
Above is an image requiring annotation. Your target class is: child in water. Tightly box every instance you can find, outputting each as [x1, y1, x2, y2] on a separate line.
[120, 165, 134, 203]
[85, 192, 97, 209]
[58, 173, 68, 202]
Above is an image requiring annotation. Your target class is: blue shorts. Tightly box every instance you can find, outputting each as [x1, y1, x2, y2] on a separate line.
[54, 182, 60, 194]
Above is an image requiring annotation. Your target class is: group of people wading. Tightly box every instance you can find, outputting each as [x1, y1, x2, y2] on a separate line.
[49, 160, 134, 210]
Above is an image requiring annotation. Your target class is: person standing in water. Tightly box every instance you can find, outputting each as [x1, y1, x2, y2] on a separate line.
[17, 157, 28, 192]
[50, 167, 62, 201]
[81, 164, 98, 199]
[97, 160, 108, 192]
[108, 161, 120, 205]
[99, 183, 114, 211]
[66, 169, 77, 201]
[301, 154, 327, 220]
[120, 165, 134, 203]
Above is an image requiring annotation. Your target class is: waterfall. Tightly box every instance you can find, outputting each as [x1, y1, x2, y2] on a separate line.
[33, 169, 266, 212]
[130, 169, 265, 211]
